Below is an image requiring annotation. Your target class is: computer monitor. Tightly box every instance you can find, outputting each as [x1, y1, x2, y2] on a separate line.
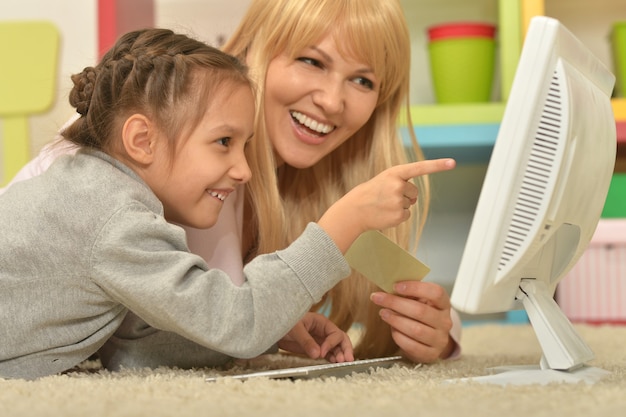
[450, 16, 616, 385]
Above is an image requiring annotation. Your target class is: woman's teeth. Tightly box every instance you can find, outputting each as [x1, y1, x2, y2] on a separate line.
[291, 111, 334, 134]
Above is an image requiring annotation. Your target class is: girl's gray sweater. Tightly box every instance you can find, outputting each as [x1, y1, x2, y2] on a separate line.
[0, 150, 350, 380]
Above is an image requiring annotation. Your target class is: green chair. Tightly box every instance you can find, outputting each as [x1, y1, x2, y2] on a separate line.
[0, 20, 59, 186]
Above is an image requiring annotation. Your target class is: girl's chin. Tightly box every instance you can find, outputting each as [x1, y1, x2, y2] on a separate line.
[182, 216, 219, 230]
[188, 221, 217, 230]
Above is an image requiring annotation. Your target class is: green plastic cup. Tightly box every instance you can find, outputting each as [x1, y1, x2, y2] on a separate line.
[427, 22, 497, 103]
[612, 22, 626, 98]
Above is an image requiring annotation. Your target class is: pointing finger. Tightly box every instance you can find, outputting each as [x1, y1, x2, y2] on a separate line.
[393, 158, 456, 181]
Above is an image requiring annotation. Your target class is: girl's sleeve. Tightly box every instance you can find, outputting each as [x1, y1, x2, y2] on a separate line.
[91, 205, 351, 359]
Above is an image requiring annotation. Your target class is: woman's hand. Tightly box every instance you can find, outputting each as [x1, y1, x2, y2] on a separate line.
[370, 281, 456, 363]
[278, 312, 354, 363]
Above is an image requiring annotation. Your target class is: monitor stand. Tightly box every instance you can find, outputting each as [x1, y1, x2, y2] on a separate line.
[448, 280, 610, 386]
[455, 362, 610, 386]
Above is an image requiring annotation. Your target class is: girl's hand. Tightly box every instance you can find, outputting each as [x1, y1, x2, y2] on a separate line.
[278, 312, 354, 363]
[319, 158, 456, 253]
[370, 281, 456, 363]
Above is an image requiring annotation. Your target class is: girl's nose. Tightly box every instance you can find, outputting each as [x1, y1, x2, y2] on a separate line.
[231, 153, 252, 184]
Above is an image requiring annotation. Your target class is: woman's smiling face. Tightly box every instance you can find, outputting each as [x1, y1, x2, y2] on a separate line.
[263, 32, 380, 168]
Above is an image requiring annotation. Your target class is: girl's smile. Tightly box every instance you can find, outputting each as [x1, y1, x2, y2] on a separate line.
[207, 189, 232, 202]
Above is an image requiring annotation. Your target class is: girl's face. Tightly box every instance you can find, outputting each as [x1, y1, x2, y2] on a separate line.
[264, 33, 380, 168]
[150, 84, 255, 229]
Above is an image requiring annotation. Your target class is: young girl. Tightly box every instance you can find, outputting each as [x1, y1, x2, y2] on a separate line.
[0, 29, 454, 380]
[1, 0, 461, 369]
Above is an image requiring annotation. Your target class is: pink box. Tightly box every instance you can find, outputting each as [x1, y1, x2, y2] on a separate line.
[556, 219, 626, 324]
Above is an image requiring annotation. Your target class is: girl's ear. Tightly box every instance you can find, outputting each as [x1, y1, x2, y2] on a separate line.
[122, 114, 157, 165]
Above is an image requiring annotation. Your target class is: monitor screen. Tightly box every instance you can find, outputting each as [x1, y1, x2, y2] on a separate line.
[450, 16, 616, 384]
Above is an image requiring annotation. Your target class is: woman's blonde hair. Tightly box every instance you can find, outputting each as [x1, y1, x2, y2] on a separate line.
[224, 0, 429, 358]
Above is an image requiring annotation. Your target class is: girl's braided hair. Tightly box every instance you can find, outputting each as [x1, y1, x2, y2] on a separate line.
[64, 28, 252, 154]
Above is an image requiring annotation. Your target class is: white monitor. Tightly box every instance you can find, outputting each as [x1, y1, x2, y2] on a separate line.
[450, 16, 616, 385]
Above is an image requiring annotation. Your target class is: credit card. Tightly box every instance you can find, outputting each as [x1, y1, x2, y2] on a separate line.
[345, 230, 430, 293]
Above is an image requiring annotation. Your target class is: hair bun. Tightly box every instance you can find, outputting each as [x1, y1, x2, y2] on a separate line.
[69, 67, 97, 116]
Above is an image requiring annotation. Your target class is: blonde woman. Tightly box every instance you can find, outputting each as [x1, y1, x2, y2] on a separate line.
[1, 0, 460, 368]
[224, 0, 460, 362]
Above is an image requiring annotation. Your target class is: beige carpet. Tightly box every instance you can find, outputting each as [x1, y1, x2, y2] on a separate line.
[2, 323, 625, 417]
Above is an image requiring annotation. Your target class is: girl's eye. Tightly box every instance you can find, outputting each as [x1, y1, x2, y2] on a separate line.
[217, 137, 231, 147]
